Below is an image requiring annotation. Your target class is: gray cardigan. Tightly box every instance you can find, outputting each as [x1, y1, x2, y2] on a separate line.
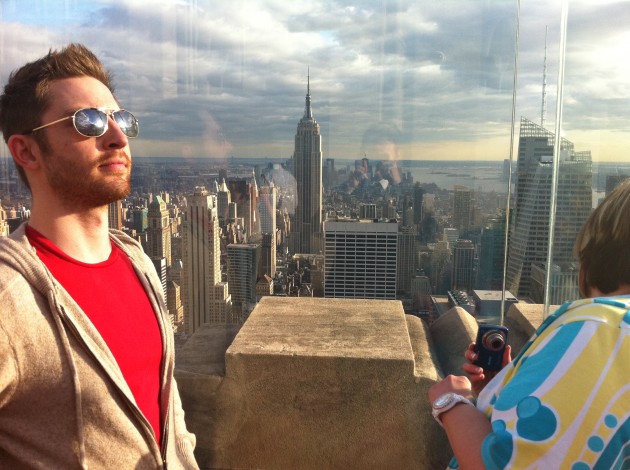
[0, 223, 198, 469]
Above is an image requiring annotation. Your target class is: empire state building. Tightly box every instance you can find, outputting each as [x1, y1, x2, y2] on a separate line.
[292, 74, 323, 254]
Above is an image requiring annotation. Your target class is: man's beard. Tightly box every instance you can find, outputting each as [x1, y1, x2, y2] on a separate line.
[43, 153, 132, 210]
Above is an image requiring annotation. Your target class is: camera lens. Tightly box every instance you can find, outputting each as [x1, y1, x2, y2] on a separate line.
[482, 331, 505, 351]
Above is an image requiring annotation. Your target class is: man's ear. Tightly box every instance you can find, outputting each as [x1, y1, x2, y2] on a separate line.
[7, 134, 42, 172]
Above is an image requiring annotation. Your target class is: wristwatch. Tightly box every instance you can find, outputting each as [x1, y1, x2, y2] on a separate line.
[431, 392, 474, 425]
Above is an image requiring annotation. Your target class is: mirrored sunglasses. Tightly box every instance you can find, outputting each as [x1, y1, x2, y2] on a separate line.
[30, 107, 139, 138]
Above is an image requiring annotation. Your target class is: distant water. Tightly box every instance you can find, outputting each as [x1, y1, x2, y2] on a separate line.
[333, 159, 509, 193]
[403, 160, 508, 193]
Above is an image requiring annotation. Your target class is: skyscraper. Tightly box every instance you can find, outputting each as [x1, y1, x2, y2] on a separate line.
[451, 239, 475, 293]
[108, 200, 123, 231]
[217, 178, 231, 227]
[324, 218, 398, 299]
[0, 201, 9, 237]
[292, 73, 323, 254]
[248, 173, 261, 241]
[478, 213, 506, 290]
[413, 183, 424, 227]
[411, 272, 432, 312]
[258, 183, 277, 278]
[151, 257, 167, 298]
[506, 117, 592, 299]
[166, 279, 184, 328]
[397, 225, 417, 295]
[182, 186, 232, 335]
[401, 196, 415, 228]
[146, 194, 172, 267]
[167, 260, 185, 329]
[227, 243, 261, 317]
[430, 240, 451, 294]
[529, 262, 580, 305]
[260, 233, 276, 278]
[228, 177, 260, 242]
[453, 185, 473, 232]
[258, 183, 277, 235]
[131, 206, 148, 233]
[323, 158, 336, 190]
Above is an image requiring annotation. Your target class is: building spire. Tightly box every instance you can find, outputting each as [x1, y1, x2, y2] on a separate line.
[304, 67, 313, 119]
[250, 170, 258, 191]
[541, 26, 548, 128]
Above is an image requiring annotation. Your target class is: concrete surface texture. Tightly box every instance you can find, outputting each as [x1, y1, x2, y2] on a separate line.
[175, 297, 543, 469]
[428, 306, 478, 377]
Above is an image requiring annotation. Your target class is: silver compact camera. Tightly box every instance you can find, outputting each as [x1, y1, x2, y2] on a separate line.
[473, 325, 508, 371]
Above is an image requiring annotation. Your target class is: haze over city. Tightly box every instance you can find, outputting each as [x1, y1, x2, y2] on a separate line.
[2, 0, 629, 161]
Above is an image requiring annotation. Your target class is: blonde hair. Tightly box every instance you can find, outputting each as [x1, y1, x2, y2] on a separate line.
[575, 177, 630, 295]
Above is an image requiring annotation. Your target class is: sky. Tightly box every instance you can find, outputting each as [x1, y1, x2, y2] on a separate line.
[1, 0, 629, 162]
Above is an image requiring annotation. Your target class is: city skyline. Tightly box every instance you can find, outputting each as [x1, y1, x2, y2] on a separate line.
[1, 1, 629, 162]
[2, 138, 624, 321]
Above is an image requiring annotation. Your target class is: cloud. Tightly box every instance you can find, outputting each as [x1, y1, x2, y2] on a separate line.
[1, 0, 628, 161]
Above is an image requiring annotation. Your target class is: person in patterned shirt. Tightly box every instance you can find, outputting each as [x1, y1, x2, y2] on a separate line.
[429, 178, 630, 469]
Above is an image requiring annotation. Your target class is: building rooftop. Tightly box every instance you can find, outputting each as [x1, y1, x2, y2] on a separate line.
[473, 289, 518, 302]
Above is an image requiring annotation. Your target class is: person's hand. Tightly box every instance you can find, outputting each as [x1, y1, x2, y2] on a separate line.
[463, 343, 512, 396]
[428, 374, 474, 404]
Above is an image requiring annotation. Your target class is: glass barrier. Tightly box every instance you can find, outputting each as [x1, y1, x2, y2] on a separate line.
[1, 0, 629, 323]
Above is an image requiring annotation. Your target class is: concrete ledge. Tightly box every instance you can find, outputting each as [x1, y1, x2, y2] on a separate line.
[428, 307, 478, 376]
[504, 302, 550, 353]
[228, 297, 414, 362]
[406, 315, 441, 382]
[174, 323, 242, 466]
[176, 324, 240, 376]
[178, 297, 452, 469]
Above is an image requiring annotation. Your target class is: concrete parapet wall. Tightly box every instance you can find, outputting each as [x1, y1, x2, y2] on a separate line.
[175, 298, 548, 469]
[175, 323, 241, 466]
[504, 302, 548, 353]
[177, 297, 452, 469]
[428, 307, 478, 377]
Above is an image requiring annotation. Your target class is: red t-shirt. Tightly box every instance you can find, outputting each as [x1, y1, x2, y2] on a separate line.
[26, 226, 163, 447]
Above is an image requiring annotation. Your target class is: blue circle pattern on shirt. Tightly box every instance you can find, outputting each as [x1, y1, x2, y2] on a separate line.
[571, 462, 590, 470]
[605, 414, 618, 428]
[482, 397, 558, 469]
[481, 420, 514, 470]
[569, 415, 630, 470]
[516, 396, 557, 441]
[588, 436, 605, 452]
[447, 456, 460, 469]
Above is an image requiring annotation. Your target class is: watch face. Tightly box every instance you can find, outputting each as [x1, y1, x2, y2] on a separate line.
[434, 393, 454, 409]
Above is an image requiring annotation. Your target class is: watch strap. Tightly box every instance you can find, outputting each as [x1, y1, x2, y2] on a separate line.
[431, 392, 474, 426]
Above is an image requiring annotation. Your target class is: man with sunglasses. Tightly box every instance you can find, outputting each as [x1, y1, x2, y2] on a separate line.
[0, 44, 199, 468]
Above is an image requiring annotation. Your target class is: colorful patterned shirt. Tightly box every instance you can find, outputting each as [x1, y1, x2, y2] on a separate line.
[450, 296, 630, 469]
